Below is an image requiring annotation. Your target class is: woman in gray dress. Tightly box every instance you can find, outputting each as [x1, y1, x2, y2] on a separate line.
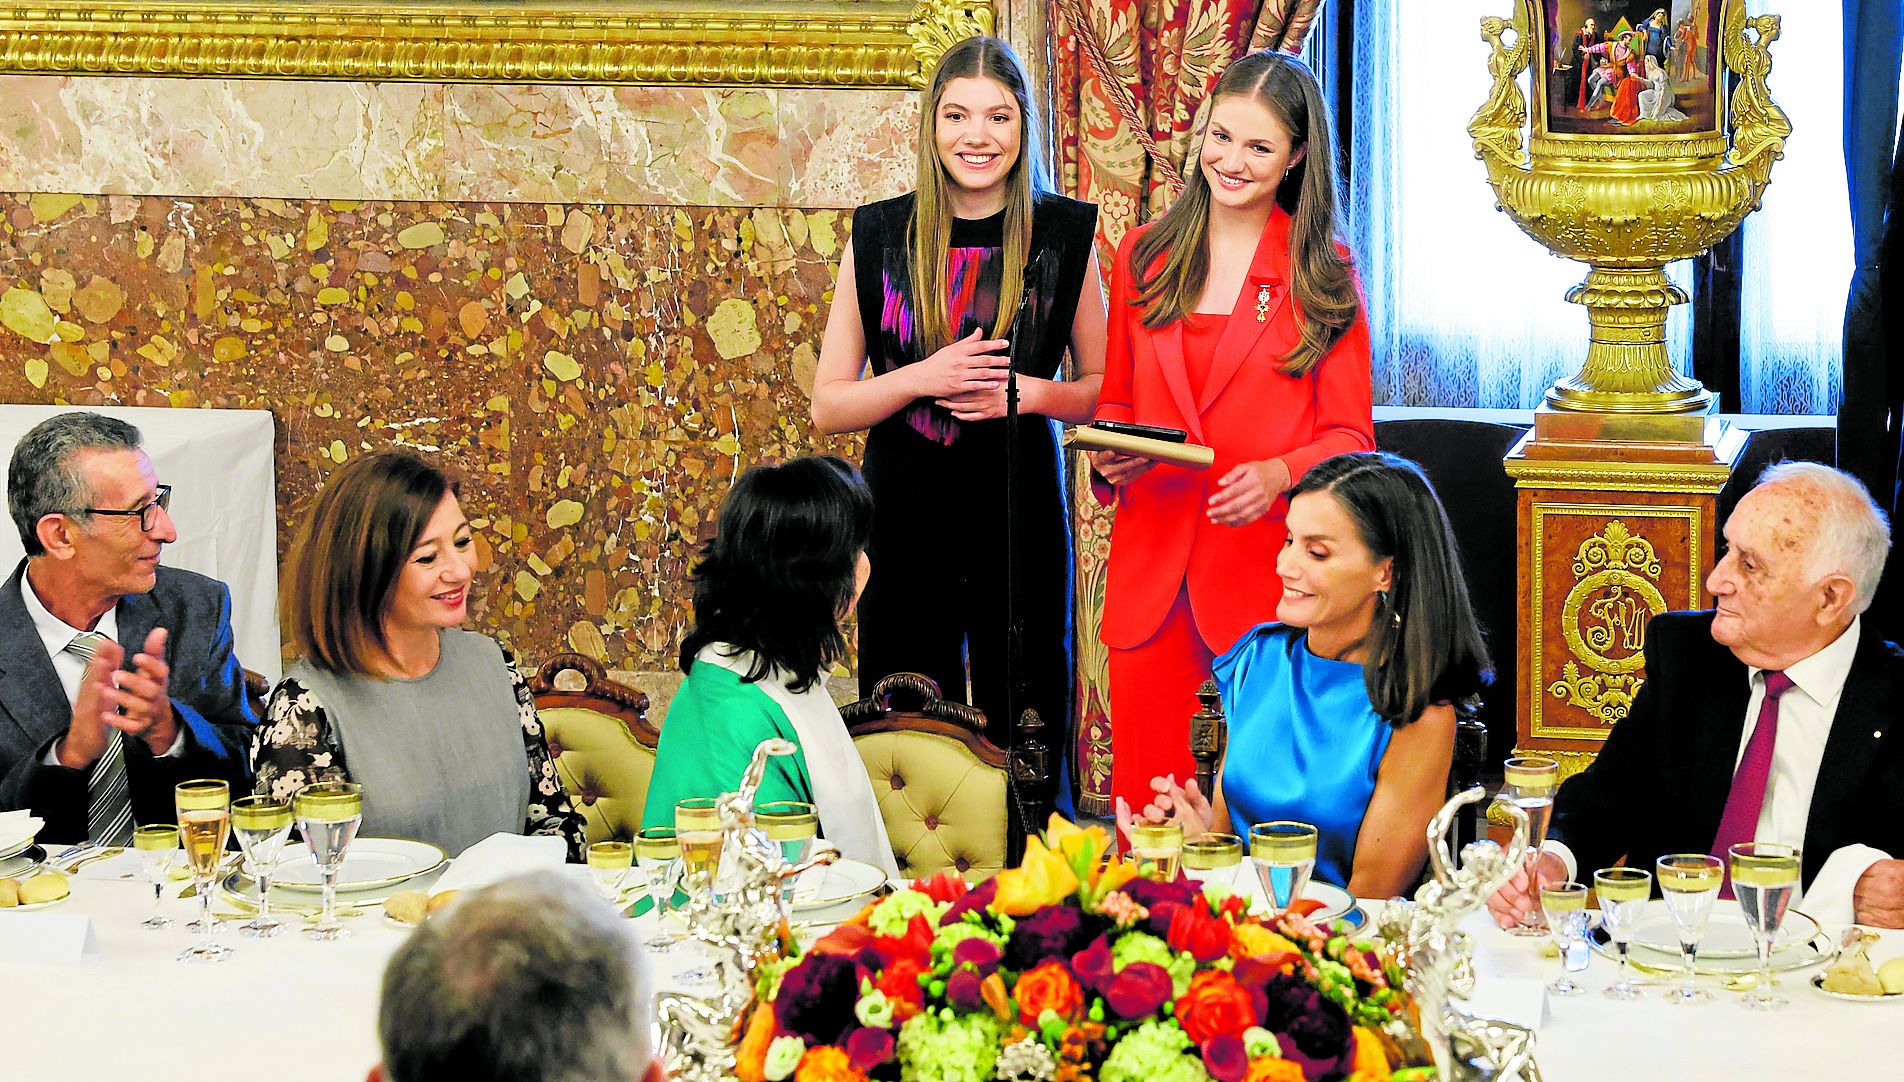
[251, 452, 583, 859]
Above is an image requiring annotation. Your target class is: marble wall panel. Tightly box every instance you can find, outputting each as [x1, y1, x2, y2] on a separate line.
[0, 76, 916, 208]
[0, 193, 867, 671]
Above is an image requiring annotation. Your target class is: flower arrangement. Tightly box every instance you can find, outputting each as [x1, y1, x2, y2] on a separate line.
[736, 817, 1433, 1082]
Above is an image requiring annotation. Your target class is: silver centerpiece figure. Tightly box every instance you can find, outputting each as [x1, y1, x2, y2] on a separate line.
[655, 738, 838, 1082]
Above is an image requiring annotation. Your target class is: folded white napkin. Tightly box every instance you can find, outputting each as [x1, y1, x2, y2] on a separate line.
[0, 810, 44, 854]
[429, 832, 567, 895]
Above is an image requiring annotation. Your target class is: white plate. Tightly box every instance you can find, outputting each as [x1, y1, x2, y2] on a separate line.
[273, 838, 448, 892]
[221, 864, 446, 915]
[1810, 973, 1904, 1003]
[0, 834, 37, 861]
[0, 845, 46, 879]
[1300, 881, 1357, 925]
[1629, 900, 1820, 960]
[789, 858, 886, 912]
[1223, 864, 1357, 925]
[0, 892, 70, 913]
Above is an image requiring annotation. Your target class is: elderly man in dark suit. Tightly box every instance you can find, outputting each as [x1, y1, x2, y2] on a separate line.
[1491, 461, 1904, 928]
[1, 412, 256, 845]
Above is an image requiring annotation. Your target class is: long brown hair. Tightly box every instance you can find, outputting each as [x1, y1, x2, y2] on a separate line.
[285, 451, 458, 677]
[909, 36, 1051, 358]
[1129, 51, 1357, 376]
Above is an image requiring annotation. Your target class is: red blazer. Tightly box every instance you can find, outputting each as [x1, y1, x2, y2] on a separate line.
[1093, 207, 1374, 653]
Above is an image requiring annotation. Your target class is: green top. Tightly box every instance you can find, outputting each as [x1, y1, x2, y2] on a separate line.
[640, 660, 815, 831]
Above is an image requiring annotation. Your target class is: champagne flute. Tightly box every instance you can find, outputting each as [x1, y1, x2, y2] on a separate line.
[294, 782, 364, 942]
[1729, 842, 1801, 1011]
[1539, 881, 1591, 996]
[1182, 832, 1244, 888]
[1250, 821, 1318, 918]
[756, 800, 818, 905]
[1656, 853, 1724, 1005]
[230, 796, 293, 938]
[1498, 756, 1559, 936]
[174, 779, 233, 963]
[586, 841, 634, 904]
[1592, 867, 1653, 1000]
[132, 824, 180, 931]
[1127, 822, 1185, 882]
[633, 826, 683, 952]
[674, 797, 723, 899]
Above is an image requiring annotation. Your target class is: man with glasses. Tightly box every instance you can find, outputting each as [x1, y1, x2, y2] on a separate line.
[1, 412, 257, 844]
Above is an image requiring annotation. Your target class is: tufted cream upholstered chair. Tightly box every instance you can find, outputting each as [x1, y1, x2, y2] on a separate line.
[529, 653, 656, 844]
[842, 673, 1021, 881]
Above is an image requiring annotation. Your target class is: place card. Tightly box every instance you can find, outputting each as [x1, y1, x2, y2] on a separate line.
[0, 913, 99, 962]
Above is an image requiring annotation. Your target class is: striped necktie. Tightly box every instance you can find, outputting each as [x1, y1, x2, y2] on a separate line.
[66, 631, 135, 847]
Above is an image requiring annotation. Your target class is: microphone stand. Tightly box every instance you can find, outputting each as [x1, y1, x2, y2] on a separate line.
[1001, 252, 1051, 817]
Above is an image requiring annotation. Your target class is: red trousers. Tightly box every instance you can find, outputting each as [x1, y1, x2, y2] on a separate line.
[1107, 586, 1219, 814]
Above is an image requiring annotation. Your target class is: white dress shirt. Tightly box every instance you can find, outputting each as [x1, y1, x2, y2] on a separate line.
[1549, 617, 1888, 923]
[22, 572, 183, 764]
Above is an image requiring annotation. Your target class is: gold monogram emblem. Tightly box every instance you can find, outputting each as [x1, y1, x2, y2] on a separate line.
[1548, 520, 1668, 725]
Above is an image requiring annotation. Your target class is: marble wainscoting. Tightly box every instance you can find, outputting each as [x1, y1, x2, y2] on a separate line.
[0, 194, 873, 676]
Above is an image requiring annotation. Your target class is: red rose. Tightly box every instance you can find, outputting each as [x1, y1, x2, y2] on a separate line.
[1103, 961, 1173, 1020]
[911, 872, 970, 904]
[1167, 904, 1233, 963]
[1070, 935, 1115, 992]
[875, 958, 926, 1022]
[1174, 969, 1261, 1044]
[844, 1027, 895, 1073]
[1014, 960, 1085, 1026]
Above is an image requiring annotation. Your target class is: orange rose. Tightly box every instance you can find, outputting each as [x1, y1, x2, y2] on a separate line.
[794, 1045, 868, 1082]
[1015, 960, 1086, 1026]
[1174, 969, 1260, 1044]
[1245, 1058, 1307, 1082]
[1348, 1025, 1392, 1081]
[733, 1001, 777, 1082]
[1230, 925, 1302, 961]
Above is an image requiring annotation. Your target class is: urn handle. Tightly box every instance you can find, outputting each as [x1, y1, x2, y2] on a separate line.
[1721, 0, 1791, 193]
[1467, 1, 1534, 174]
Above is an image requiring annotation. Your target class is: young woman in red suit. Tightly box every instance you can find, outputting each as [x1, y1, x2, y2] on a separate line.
[1090, 51, 1373, 813]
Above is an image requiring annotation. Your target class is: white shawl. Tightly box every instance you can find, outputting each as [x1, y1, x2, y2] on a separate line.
[696, 645, 899, 876]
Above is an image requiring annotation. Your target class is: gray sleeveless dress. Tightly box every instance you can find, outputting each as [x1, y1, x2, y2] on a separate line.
[285, 629, 529, 856]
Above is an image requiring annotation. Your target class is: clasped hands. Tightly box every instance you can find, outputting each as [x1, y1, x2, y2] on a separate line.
[57, 627, 178, 770]
[1486, 851, 1904, 930]
[1090, 452, 1290, 527]
[1114, 773, 1216, 840]
[915, 328, 1014, 422]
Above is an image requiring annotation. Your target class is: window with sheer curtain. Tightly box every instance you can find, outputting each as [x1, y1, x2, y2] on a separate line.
[1341, 0, 1849, 414]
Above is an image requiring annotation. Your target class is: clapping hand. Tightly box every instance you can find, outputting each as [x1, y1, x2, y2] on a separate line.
[61, 628, 178, 770]
[1114, 773, 1216, 840]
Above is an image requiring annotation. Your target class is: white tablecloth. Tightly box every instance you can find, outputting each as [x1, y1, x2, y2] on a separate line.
[0, 405, 280, 683]
[0, 874, 1897, 1081]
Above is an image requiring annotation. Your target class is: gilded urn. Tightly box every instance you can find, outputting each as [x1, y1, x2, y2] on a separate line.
[1470, 0, 1789, 416]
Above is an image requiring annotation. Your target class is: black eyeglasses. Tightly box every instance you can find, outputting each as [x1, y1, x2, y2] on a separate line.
[81, 484, 173, 532]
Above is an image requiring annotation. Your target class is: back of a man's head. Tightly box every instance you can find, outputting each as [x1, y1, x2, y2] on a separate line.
[376, 873, 655, 1082]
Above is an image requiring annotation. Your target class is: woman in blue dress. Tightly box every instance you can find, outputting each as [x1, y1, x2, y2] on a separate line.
[1118, 452, 1489, 896]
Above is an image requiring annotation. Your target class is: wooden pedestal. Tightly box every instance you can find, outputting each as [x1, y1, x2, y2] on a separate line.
[1501, 410, 1747, 781]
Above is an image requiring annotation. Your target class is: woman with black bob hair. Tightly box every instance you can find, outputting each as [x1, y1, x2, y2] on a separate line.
[1121, 451, 1489, 896]
[641, 455, 898, 874]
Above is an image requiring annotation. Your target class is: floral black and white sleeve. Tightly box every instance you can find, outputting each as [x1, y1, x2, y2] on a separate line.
[250, 676, 351, 804]
[503, 648, 587, 862]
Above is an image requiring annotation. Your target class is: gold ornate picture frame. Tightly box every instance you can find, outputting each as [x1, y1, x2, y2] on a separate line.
[0, 0, 993, 87]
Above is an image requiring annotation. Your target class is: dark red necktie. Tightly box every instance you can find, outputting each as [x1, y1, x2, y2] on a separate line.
[1711, 670, 1794, 896]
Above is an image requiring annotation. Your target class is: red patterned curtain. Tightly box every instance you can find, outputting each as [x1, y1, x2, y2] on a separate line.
[1050, 0, 1327, 816]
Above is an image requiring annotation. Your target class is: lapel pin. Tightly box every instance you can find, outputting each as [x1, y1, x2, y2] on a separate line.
[1255, 282, 1274, 323]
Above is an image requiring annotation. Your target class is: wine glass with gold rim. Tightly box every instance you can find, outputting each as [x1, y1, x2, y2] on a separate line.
[1182, 832, 1243, 887]
[174, 779, 233, 963]
[1249, 821, 1318, 919]
[586, 841, 634, 904]
[1729, 842, 1801, 1011]
[1656, 853, 1725, 1005]
[633, 826, 683, 952]
[674, 797, 723, 899]
[1498, 756, 1559, 936]
[230, 796, 293, 938]
[1592, 867, 1652, 1000]
[756, 800, 818, 905]
[294, 782, 364, 942]
[1126, 821, 1185, 883]
[1540, 881, 1592, 996]
[132, 824, 180, 931]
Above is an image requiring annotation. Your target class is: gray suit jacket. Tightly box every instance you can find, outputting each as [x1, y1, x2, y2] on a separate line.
[0, 561, 258, 843]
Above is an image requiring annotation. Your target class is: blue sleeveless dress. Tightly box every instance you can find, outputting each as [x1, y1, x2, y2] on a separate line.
[1213, 623, 1394, 887]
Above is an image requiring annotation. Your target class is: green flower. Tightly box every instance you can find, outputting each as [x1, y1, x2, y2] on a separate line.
[895, 1010, 1001, 1082]
[1109, 932, 1194, 997]
[870, 890, 952, 937]
[1099, 1019, 1206, 1082]
[1242, 1026, 1281, 1059]
[856, 988, 896, 1029]
[754, 954, 797, 1003]
[932, 921, 1007, 957]
[763, 1035, 805, 1082]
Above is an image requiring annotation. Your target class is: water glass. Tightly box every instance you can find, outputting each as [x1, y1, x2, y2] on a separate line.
[1540, 881, 1591, 996]
[132, 824, 180, 931]
[1656, 853, 1724, 1005]
[586, 841, 634, 904]
[756, 800, 818, 904]
[1182, 832, 1244, 888]
[1592, 866, 1653, 1000]
[294, 782, 364, 942]
[230, 796, 293, 938]
[1498, 756, 1559, 936]
[1729, 842, 1801, 1011]
[633, 826, 683, 952]
[174, 779, 232, 963]
[1249, 821, 1318, 918]
[1126, 822, 1185, 882]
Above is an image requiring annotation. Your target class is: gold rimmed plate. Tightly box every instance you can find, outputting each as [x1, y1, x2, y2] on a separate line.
[272, 838, 447, 893]
[0, 844, 46, 879]
[1809, 973, 1904, 1003]
[221, 864, 446, 916]
[1627, 901, 1821, 962]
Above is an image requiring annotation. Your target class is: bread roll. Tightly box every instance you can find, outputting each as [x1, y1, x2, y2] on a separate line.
[18, 871, 70, 905]
[382, 890, 428, 925]
[0, 878, 18, 907]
